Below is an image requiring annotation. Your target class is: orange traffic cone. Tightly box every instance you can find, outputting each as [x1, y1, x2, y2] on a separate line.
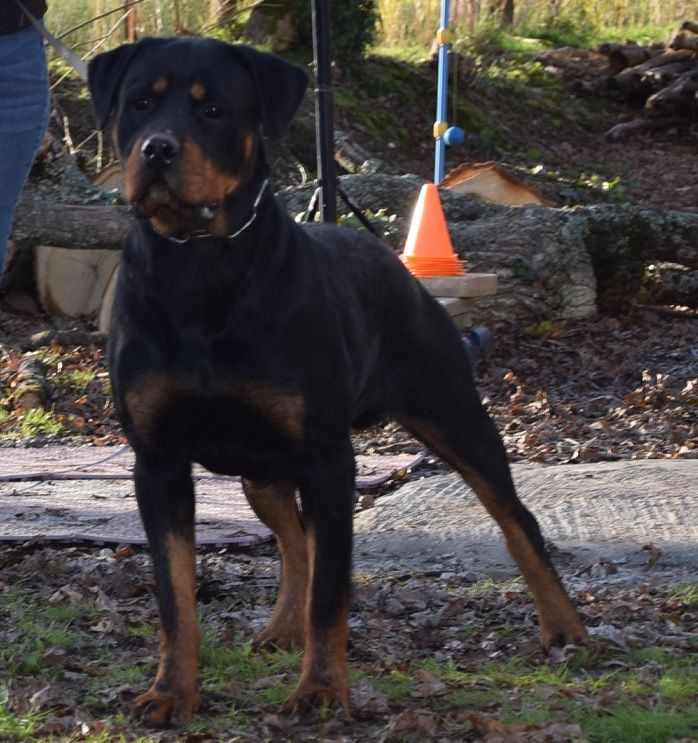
[400, 183, 466, 277]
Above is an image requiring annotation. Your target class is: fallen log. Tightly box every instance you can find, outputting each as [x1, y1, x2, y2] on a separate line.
[280, 174, 698, 319]
[604, 116, 685, 141]
[646, 75, 698, 115]
[12, 199, 132, 251]
[669, 30, 698, 53]
[12, 355, 48, 411]
[605, 44, 654, 74]
[35, 246, 121, 316]
[680, 20, 698, 34]
[8, 175, 698, 323]
[334, 130, 382, 175]
[641, 262, 698, 308]
[594, 24, 698, 137]
[569, 205, 698, 311]
[609, 57, 695, 97]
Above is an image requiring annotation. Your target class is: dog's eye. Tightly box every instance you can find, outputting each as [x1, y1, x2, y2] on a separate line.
[133, 97, 150, 111]
[203, 105, 223, 119]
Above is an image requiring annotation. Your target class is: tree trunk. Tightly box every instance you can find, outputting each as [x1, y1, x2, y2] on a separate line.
[124, 2, 138, 41]
[499, 0, 514, 27]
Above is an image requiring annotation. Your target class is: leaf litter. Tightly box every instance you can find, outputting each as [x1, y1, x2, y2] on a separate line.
[0, 540, 696, 741]
[0, 310, 697, 739]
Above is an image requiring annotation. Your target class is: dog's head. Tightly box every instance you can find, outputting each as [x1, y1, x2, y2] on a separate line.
[88, 37, 307, 238]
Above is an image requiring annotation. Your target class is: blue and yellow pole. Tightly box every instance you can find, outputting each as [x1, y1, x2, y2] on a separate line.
[433, 0, 465, 184]
[433, 0, 453, 185]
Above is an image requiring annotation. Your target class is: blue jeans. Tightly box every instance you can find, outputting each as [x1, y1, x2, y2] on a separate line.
[0, 25, 50, 276]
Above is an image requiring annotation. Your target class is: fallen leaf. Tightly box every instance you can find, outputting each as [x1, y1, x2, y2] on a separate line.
[643, 543, 662, 570]
[415, 669, 446, 697]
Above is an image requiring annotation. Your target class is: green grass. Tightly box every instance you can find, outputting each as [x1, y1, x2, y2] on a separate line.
[127, 621, 157, 637]
[369, 44, 433, 63]
[463, 576, 525, 598]
[0, 705, 45, 741]
[199, 625, 301, 706]
[56, 367, 97, 392]
[574, 704, 698, 743]
[83, 664, 151, 711]
[668, 582, 698, 609]
[467, 25, 553, 54]
[464, 19, 674, 55]
[576, 23, 675, 47]
[369, 647, 698, 740]
[16, 408, 67, 438]
[373, 669, 413, 703]
[0, 590, 102, 676]
[416, 655, 578, 691]
[30, 348, 62, 368]
[0, 407, 71, 441]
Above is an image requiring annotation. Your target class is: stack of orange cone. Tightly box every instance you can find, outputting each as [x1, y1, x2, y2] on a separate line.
[400, 183, 466, 277]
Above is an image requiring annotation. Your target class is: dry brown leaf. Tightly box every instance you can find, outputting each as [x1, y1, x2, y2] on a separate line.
[415, 668, 447, 697]
[643, 542, 662, 570]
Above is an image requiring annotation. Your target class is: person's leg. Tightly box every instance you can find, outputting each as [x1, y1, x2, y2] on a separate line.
[0, 26, 50, 276]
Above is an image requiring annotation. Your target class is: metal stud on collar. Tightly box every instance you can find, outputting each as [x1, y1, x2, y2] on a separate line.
[150, 178, 270, 245]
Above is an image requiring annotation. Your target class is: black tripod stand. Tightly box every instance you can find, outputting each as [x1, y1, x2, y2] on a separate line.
[304, 0, 379, 235]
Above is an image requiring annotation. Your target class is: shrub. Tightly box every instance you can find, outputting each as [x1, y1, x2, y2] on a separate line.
[290, 0, 379, 67]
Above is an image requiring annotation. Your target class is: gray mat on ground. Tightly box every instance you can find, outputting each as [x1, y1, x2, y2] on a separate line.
[354, 460, 698, 573]
[0, 447, 422, 546]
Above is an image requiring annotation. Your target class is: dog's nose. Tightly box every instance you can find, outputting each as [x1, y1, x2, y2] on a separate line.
[140, 134, 180, 167]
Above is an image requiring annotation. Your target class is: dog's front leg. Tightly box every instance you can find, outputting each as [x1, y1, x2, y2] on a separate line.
[132, 455, 200, 726]
[284, 444, 355, 717]
[242, 479, 308, 649]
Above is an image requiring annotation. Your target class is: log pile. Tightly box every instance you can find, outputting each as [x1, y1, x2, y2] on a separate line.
[593, 21, 698, 140]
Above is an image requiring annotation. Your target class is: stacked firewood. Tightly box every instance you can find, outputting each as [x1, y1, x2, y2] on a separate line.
[594, 21, 698, 140]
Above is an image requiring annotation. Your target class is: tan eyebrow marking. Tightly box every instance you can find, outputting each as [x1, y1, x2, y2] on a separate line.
[190, 82, 206, 102]
[152, 77, 168, 95]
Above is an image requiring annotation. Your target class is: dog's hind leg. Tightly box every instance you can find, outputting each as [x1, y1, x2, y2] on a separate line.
[242, 479, 308, 648]
[387, 314, 586, 650]
[283, 442, 355, 717]
[131, 454, 200, 726]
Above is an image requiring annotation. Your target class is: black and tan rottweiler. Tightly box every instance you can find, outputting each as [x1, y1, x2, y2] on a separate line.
[87, 37, 586, 726]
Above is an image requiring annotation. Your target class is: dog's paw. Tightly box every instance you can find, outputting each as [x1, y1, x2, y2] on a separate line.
[256, 620, 305, 650]
[540, 613, 588, 651]
[132, 686, 198, 727]
[283, 677, 350, 718]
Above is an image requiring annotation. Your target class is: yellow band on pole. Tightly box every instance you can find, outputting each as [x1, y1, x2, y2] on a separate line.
[436, 27, 455, 45]
[433, 120, 448, 138]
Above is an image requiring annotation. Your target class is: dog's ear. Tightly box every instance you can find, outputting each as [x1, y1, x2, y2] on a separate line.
[232, 46, 308, 139]
[88, 39, 162, 129]
[88, 44, 138, 129]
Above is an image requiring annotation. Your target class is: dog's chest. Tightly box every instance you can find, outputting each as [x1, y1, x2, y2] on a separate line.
[122, 370, 304, 455]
